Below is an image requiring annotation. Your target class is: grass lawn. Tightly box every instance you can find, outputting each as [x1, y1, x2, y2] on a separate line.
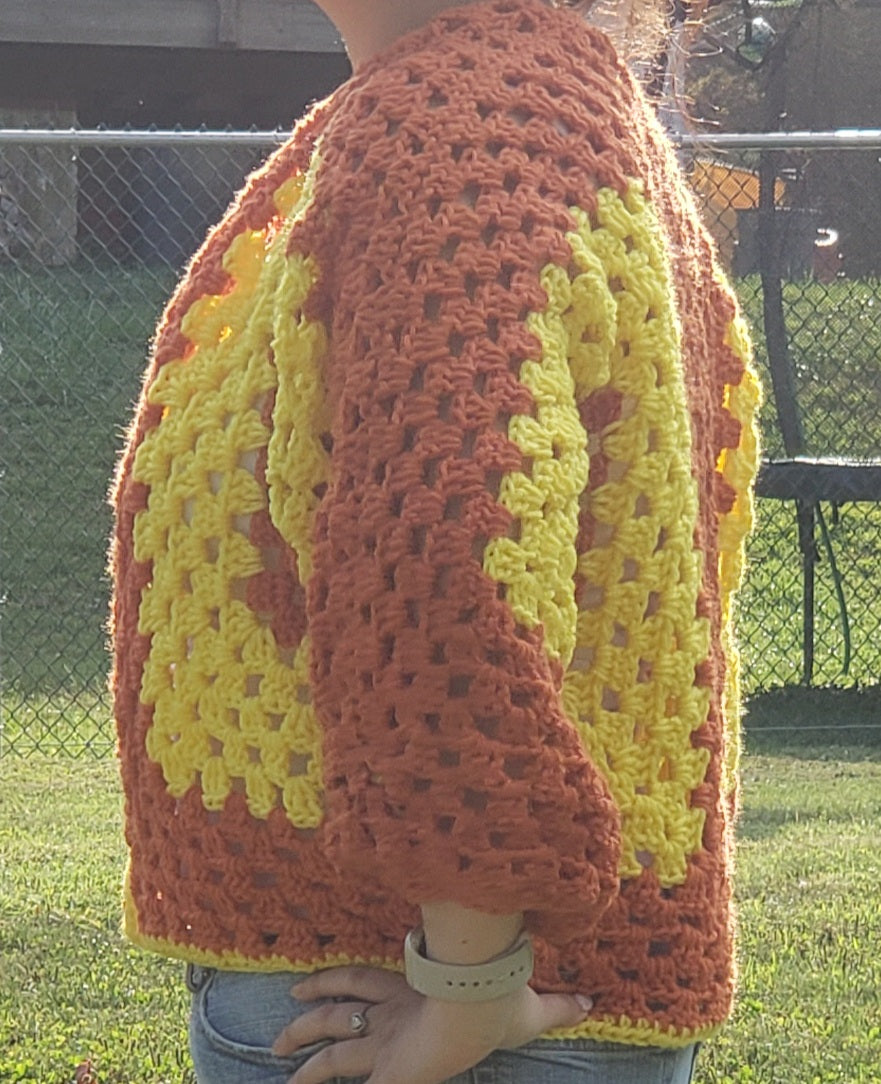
[2, 689, 881, 1083]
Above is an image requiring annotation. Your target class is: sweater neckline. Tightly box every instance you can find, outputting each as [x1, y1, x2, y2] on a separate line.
[346, 0, 620, 81]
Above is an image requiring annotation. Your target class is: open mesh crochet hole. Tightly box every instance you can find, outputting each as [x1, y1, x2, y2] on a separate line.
[422, 457, 440, 486]
[448, 331, 466, 358]
[424, 712, 441, 733]
[463, 788, 488, 812]
[593, 521, 615, 548]
[460, 182, 481, 208]
[475, 715, 500, 738]
[503, 755, 528, 779]
[580, 584, 604, 611]
[432, 564, 452, 598]
[634, 493, 651, 518]
[459, 429, 478, 457]
[497, 264, 515, 290]
[481, 221, 500, 247]
[471, 534, 489, 561]
[510, 687, 532, 708]
[441, 234, 461, 261]
[381, 635, 395, 665]
[431, 641, 448, 664]
[621, 558, 639, 582]
[601, 686, 619, 712]
[448, 673, 473, 698]
[289, 753, 311, 777]
[570, 645, 594, 672]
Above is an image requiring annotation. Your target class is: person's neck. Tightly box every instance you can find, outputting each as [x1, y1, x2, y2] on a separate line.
[322, 0, 477, 70]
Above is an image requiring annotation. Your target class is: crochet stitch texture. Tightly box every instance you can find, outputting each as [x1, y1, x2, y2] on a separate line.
[111, 0, 760, 1047]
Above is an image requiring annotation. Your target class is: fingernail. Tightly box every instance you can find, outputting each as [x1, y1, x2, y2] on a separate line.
[575, 993, 594, 1013]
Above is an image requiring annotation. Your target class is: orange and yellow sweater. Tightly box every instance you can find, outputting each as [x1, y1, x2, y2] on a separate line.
[111, 0, 760, 1049]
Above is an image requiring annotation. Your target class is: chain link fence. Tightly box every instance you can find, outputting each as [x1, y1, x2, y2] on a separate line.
[1, 129, 880, 757]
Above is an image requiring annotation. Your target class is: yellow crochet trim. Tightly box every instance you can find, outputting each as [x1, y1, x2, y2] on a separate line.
[717, 313, 762, 799]
[555, 183, 710, 886]
[483, 265, 591, 666]
[546, 1012, 723, 1048]
[132, 152, 328, 828]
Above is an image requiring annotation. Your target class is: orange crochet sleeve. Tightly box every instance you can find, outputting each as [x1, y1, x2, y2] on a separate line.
[296, 91, 622, 942]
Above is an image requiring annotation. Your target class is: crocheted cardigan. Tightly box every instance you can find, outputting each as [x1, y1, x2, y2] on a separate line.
[111, 0, 760, 1049]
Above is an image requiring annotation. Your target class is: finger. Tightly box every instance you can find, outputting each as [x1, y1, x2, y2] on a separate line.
[292, 966, 406, 1003]
[273, 1001, 373, 1056]
[531, 991, 594, 1034]
[288, 1038, 370, 1084]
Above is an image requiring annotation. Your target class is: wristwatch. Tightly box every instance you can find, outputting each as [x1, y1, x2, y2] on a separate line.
[403, 926, 534, 1003]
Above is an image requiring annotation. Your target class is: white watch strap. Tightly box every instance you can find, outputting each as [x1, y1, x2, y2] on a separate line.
[404, 927, 534, 1002]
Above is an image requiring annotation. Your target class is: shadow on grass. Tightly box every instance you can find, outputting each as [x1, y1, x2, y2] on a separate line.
[738, 804, 834, 843]
[744, 684, 881, 762]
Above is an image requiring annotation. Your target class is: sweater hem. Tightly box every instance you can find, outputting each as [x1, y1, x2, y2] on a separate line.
[124, 883, 722, 1049]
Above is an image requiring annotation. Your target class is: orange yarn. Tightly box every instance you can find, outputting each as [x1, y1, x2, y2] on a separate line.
[110, 0, 759, 1047]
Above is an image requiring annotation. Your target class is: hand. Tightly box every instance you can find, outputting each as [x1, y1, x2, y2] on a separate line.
[272, 964, 593, 1084]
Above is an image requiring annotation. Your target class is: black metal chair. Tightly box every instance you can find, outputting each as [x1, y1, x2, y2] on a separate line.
[751, 150, 881, 684]
[755, 458, 881, 683]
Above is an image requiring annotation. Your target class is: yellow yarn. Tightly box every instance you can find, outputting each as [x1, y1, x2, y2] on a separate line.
[265, 250, 330, 585]
[717, 313, 762, 800]
[489, 181, 713, 886]
[132, 158, 328, 828]
[483, 262, 590, 666]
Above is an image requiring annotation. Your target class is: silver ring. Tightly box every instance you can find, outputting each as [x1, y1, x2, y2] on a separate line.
[349, 1009, 369, 1037]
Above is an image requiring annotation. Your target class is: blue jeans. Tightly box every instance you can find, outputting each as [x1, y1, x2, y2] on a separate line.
[187, 967, 701, 1084]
